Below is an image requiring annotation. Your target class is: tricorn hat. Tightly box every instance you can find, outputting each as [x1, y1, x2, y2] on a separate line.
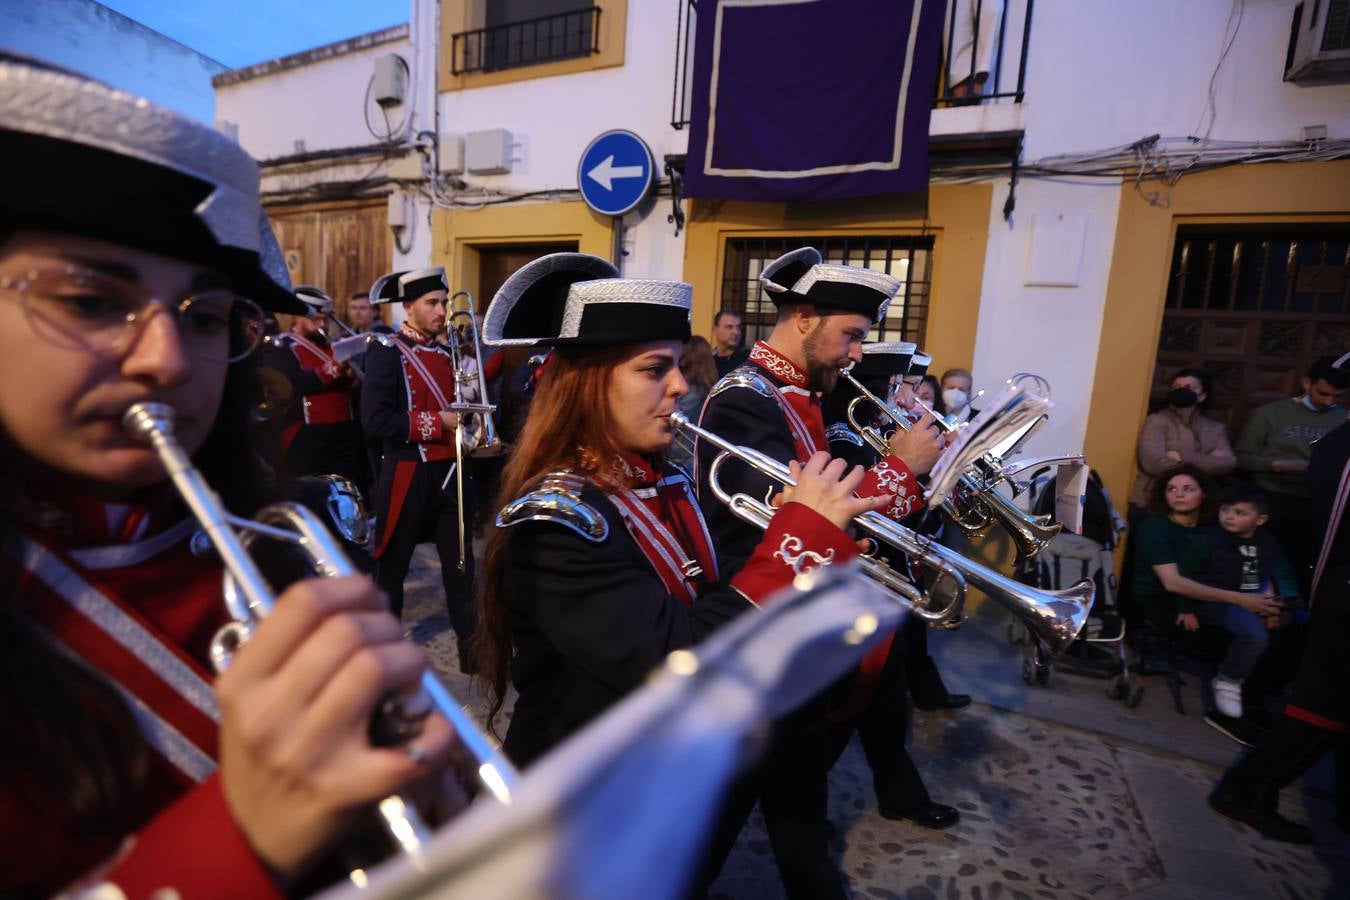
[368, 266, 449, 305]
[293, 285, 335, 316]
[0, 53, 301, 314]
[760, 247, 899, 324]
[483, 253, 691, 347]
[907, 350, 933, 379]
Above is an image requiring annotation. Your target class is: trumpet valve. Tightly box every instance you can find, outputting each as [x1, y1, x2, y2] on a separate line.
[369, 687, 435, 748]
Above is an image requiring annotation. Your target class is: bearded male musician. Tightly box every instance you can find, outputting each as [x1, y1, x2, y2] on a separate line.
[695, 247, 949, 899]
[361, 268, 477, 664]
[261, 285, 367, 492]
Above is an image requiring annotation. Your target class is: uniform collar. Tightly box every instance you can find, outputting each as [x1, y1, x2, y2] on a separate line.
[748, 340, 808, 389]
[613, 450, 661, 488]
[400, 322, 438, 346]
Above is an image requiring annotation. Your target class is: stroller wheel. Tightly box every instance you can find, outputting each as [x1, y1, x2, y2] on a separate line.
[1035, 663, 1053, 687]
[1125, 684, 1145, 709]
[1106, 675, 1128, 700]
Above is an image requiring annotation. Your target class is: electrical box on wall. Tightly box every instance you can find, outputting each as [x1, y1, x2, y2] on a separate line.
[466, 129, 513, 175]
[373, 54, 407, 107]
[1024, 214, 1087, 287]
[387, 192, 407, 228]
[438, 133, 465, 174]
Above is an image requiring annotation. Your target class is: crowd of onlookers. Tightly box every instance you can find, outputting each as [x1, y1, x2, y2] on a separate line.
[1124, 355, 1349, 845]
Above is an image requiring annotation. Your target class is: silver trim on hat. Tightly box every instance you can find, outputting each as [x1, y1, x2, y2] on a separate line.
[396, 266, 448, 296]
[0, 57, 263, 254]
[294, 285, 335, 315]
[863, 341, 917, 357]
[760, 247, 823, 294]
[792, 264, 901, 323]
[910, 351, 933, 369]
[558, 279, 692, 340]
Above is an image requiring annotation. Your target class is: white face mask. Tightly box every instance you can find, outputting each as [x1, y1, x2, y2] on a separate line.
[942, 387, 969, 411]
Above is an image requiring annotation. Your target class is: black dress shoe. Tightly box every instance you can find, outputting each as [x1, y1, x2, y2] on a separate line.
[1208, 786, 1315, 845]
[879, 801, 960, 829]
[914, 693, 972, 712]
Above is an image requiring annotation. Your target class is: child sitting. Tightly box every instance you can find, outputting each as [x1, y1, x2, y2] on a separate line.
[1179, 485, 1302, 738]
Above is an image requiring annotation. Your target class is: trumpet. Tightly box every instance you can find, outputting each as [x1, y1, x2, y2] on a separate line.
[673, 411, 1092, 653]
[122, 401, 518, 858]
[447, 290, 502, 459]
[842, 369, 1062, 559]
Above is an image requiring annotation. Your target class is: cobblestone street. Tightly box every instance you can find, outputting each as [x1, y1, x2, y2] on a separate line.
[404, 547, 1349, 899]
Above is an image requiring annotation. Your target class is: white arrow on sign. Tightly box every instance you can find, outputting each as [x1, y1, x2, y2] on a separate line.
[586, 154, 646, 191]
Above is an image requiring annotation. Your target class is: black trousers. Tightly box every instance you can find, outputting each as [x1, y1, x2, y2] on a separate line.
[903, 616, 953, 706]
[828, 630, 931, 812]
[371, 458, 476, 649]
[1222, 717, 1348, 819]
[693, 692, 847, 900]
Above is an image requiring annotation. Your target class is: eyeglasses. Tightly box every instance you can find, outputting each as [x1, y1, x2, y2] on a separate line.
[0, 265, 266, 363]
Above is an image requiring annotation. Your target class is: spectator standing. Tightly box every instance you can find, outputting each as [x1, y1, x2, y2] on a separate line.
[1236, 356, 1350, 592]
[939, 367, 978, 426]
[346, 291, 378, 333]
[1129, 368, 1235, 528]
[711, 308, 749, 378]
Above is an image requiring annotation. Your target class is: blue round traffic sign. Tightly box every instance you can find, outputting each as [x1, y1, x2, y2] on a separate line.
[577, 130, 655, 217]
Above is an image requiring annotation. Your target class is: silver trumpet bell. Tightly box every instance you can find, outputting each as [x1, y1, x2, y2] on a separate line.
[122, 401, 519, 861]
[673, 412, 1092, 654]
[841, 368, 1063, 559]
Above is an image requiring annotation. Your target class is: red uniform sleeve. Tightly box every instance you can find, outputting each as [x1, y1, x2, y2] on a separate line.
[80, 775, 282, 900]
[857, 454, 925, 521]
[406, 409, 446, 444]
[483, 353, 504, 380]
[731, 502, 858, 605]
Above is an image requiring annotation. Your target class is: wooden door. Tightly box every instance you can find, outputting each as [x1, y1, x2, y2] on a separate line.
[475, 242, 578, 397]
[267, 202, 392, 326]
[1153, 225, 1350, 440]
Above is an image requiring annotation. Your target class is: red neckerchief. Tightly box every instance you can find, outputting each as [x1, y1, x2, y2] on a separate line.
[602, 451, 719, 606]
[400, 322, 438, 346]
[746, 341, 827, 456]
[23, 481, 177, 547]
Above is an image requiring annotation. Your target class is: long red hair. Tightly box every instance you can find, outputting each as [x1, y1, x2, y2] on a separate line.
[473, 344, 642, 735]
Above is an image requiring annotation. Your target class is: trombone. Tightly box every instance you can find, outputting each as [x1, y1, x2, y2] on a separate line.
[123, 402, 518, 860]
[841, 368, 1063, 559]
[672, 411, 1092, 654]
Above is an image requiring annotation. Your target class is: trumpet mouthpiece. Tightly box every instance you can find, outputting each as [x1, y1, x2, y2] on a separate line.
[669, 411, 690, 428]
[122, 402, 176, 443]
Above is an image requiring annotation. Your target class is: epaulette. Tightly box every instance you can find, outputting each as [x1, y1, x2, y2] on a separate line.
[496, 470, 609, 543]
[264, 333, 295, 347]
[708, 365, 776, 401]
[826, 422, 864, 447]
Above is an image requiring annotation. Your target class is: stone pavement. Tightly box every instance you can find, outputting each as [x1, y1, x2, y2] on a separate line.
[402, 546, 1348, 899]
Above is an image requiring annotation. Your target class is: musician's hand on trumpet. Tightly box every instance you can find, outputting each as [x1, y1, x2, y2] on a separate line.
[887, 410, 945, 476]
[215, 575, 460, 879]
[772, 451, 893, 530]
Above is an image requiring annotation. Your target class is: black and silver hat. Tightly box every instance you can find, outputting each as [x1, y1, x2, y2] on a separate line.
[0, 53, 301, 314]
[907, 351, 933, 379]
[368, 266, 449, 305]
[484, 253, 692, 347]
[760, 247, 900, 324]
[293, 285, 335, 316]
[855, 341, 917, 381]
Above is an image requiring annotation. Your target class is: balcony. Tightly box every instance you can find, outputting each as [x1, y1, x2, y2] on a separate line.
[451, 6, 602, 76]
[671, 0, 1033, 138]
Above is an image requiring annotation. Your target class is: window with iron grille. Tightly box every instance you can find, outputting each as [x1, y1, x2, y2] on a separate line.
[720, 236, 934, 346]
[452, 4, 601, 75]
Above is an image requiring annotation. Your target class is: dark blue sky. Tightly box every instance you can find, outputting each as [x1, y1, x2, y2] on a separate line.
[100, 1, 409, 68]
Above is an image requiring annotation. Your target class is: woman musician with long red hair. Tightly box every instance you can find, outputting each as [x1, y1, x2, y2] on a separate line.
[474, 254, 886, 771]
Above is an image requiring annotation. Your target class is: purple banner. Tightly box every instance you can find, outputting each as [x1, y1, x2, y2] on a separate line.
[683, 0, 944, 203]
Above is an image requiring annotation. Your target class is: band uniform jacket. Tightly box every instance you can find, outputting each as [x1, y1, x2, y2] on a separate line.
[696, 341, 926, 575]
[497, 459, 857, 768]
[262, 331, 365, 488]
[1, 506, 281, 899]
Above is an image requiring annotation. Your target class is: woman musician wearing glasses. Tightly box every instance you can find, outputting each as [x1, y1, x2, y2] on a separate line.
[474, 254, 884, 764]
[0, 55, 460, 897]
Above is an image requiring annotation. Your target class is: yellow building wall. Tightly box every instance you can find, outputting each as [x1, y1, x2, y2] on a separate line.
[431, 201, 614, 296]
[680, 184, 995, 373]
[1087, 160, 1350, 543]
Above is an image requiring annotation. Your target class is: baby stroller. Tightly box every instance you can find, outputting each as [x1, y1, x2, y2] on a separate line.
[1009, 468, 1143, 707]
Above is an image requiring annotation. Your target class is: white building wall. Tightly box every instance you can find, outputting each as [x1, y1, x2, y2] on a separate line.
[0, 0, 225, 122]
[965, 0, 1350, 461]
[214, 33, 415, 161]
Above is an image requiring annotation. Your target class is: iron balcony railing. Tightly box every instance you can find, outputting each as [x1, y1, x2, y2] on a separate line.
[671, 0, 1034, 129]
[452, 6, 601, 76]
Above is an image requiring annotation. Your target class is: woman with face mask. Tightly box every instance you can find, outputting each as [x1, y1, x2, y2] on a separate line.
[1127, 367, 1235, 528]
[0, 56, 463, 896]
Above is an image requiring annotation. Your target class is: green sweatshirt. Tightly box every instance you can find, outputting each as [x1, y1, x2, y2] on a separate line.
[1235, 398, 1347, 497]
